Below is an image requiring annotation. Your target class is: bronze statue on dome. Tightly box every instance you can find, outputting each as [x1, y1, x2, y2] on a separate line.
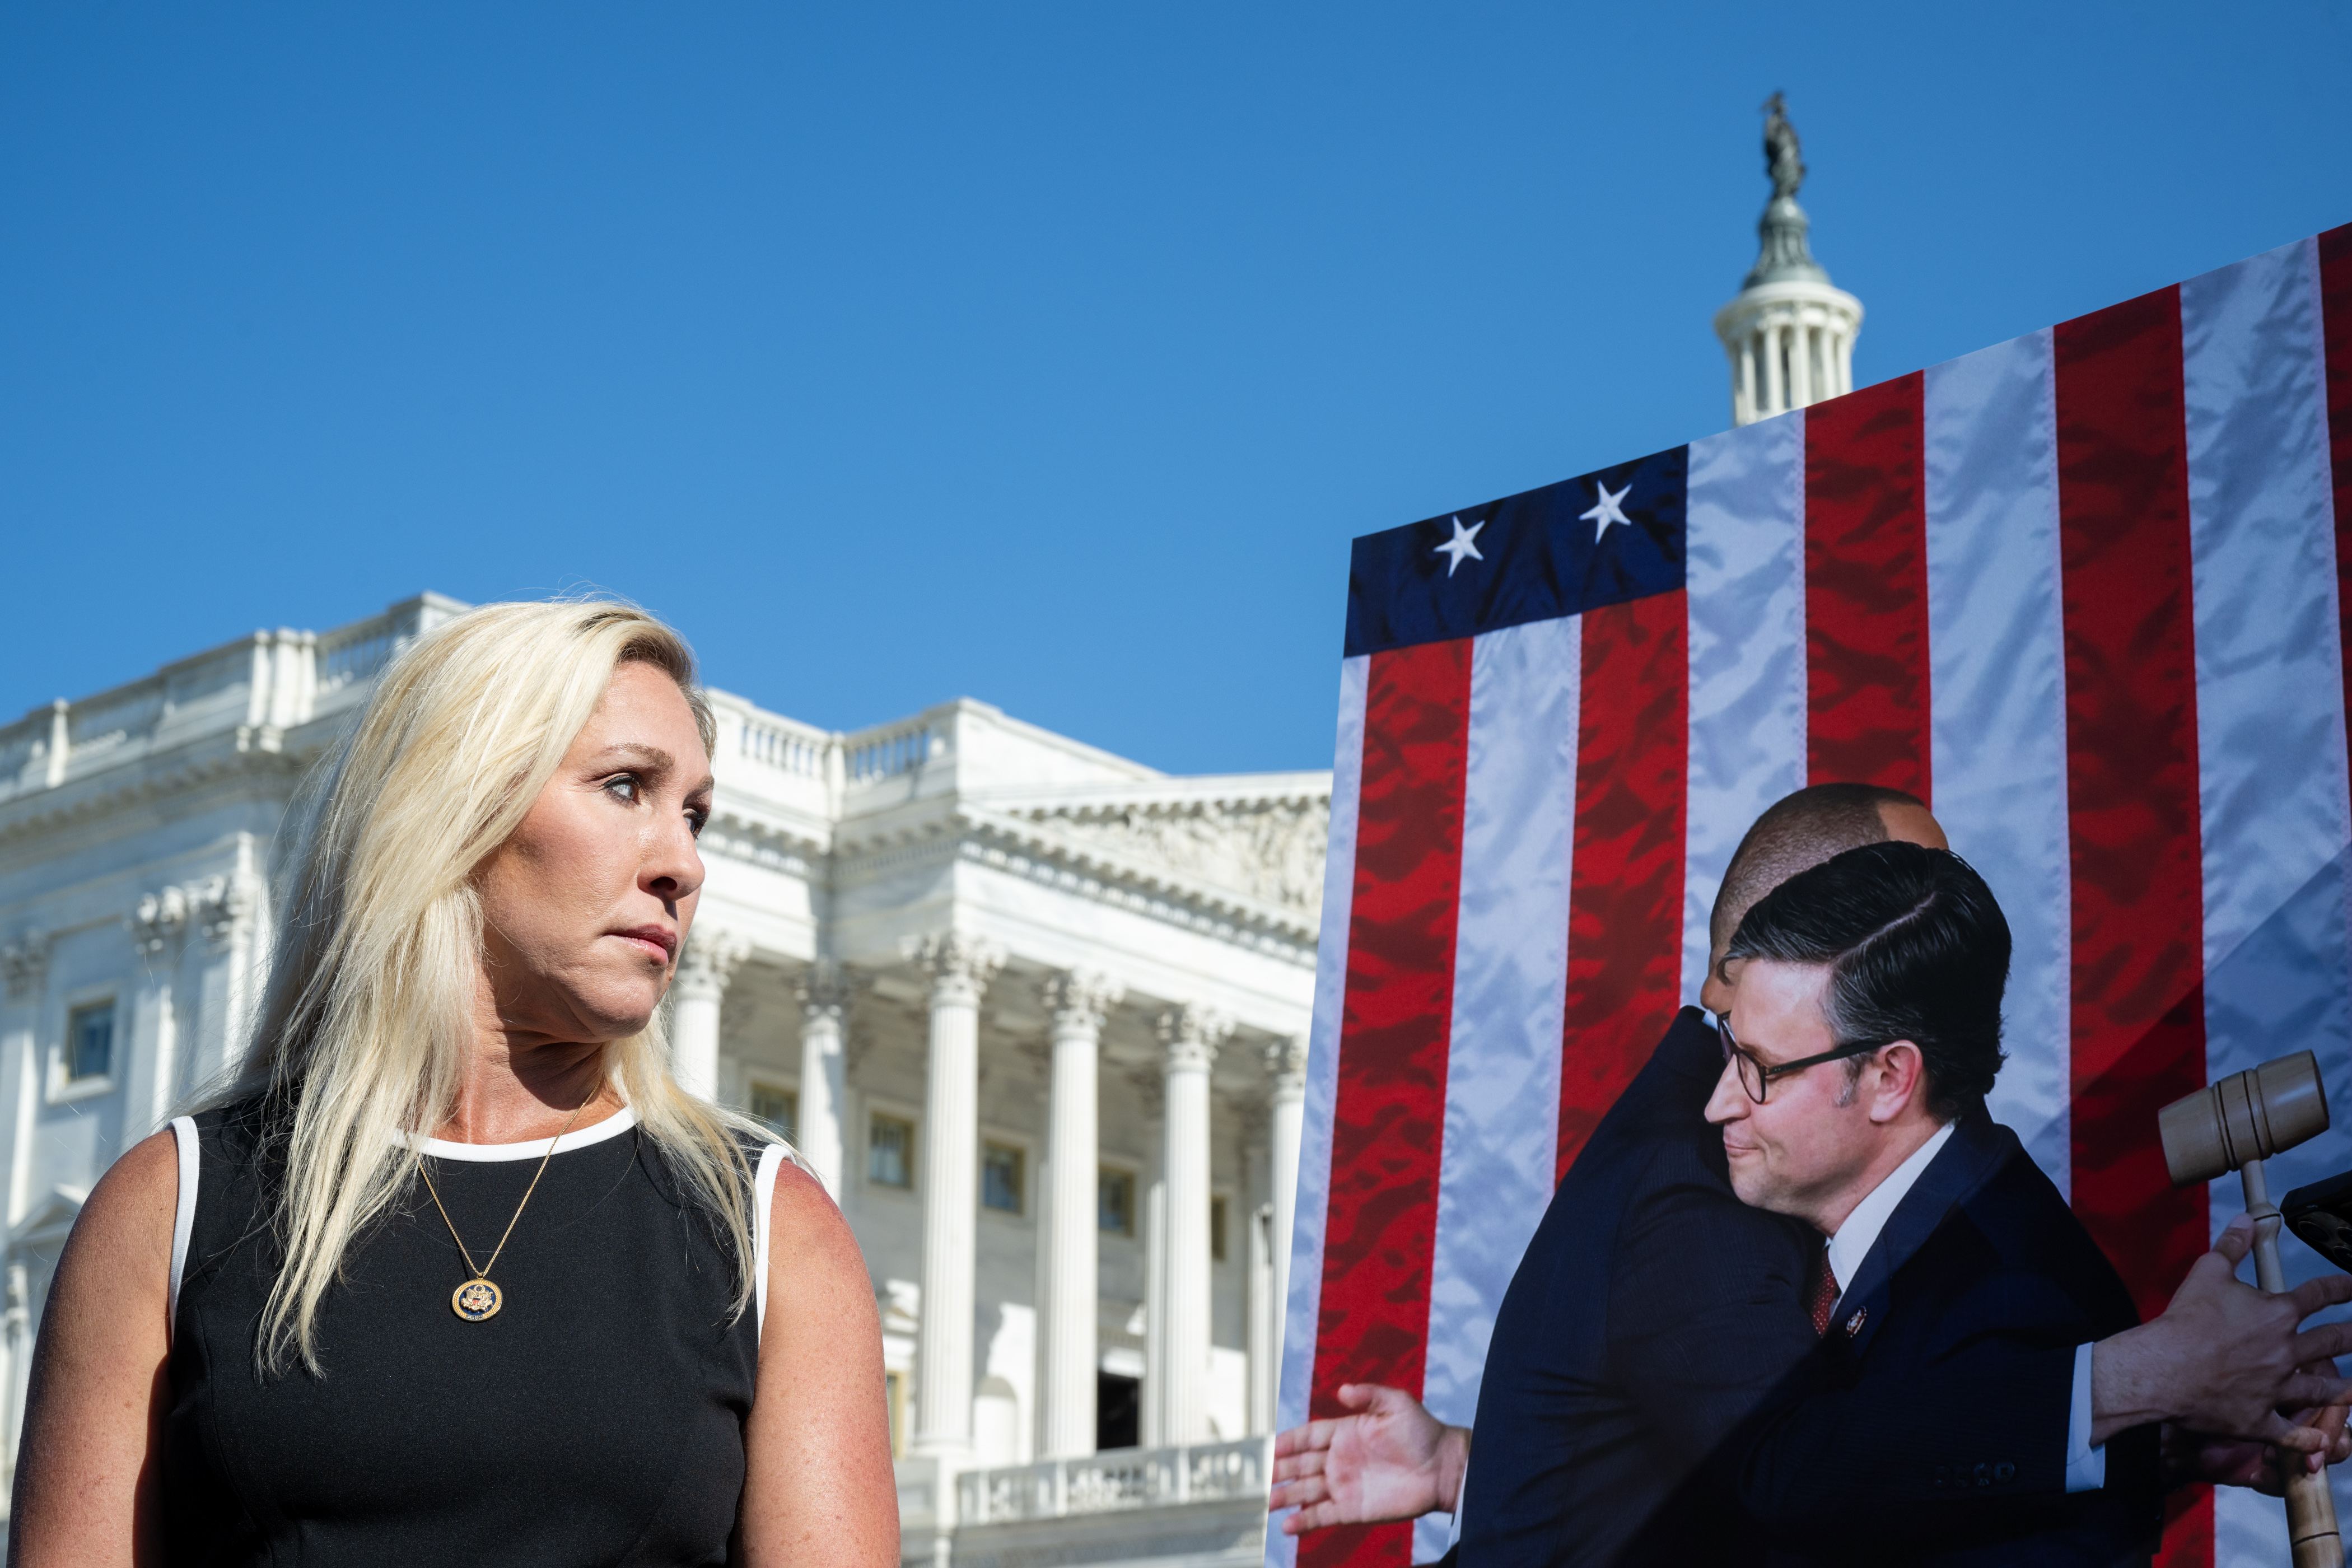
[1763, 91, 1805, 200]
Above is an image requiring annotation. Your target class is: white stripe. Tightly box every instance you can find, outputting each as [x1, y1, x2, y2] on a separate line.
[168, 1114, 198, 1345]
[1270, 655, 1369, 1568]
[1682, 412, 1809, 1001]
[1924, 328, 2075, 1194]
[753, 1142, 786, 1345]
[409, 1105, 637, 1161]
[1416, 617, 1579, 1566]
[2178, 239, 2352, 1562]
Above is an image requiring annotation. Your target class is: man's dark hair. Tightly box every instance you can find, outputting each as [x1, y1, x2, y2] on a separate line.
[1708, 783, 1924, 960]
[1724, 841, 2008, 1123]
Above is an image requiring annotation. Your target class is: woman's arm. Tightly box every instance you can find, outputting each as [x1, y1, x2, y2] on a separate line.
[740, 1160, 899, 1568]
[7, 1128, 178, 1567]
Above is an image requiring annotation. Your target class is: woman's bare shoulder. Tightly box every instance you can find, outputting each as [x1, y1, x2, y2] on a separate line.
[764, 1154, 863, 1271]
[71, 1128, 179, 1276]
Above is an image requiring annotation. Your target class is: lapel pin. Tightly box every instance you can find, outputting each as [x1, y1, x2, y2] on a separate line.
[1844, 1307, 1868, 1337]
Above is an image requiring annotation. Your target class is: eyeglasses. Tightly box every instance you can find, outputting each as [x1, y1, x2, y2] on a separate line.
[1715, 1013, 1888, 1104]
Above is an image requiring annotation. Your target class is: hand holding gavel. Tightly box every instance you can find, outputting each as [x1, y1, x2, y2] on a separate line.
[2161, 1051, 2348, 1568]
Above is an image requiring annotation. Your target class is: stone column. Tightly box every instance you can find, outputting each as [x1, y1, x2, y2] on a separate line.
[0, 935, 49, 1233]
[188, 866, 264, 1090]
[794, 960, 851, 1200]
[906, 931, 1004, 1459]
[1142, 1168, 1166, 1446]
[1039, 970, 1122, 1458]
[1265, 1037, 1308, 1338]
[1239, 1107, 1275, 1436]
[124, 886, 189, 1137]
[1156, 1004, 1230, 1447]
[671, 927, 749, 1102]
[1128, 1068, 1166, 1447]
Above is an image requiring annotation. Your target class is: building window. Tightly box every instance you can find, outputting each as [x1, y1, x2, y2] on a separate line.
[1211, 1194, 1229, 1263]
[750, 1082, 797, 1145]
[869, 1113, 914, 1189]
[1098, 1167, 1135, 1236]
[982, 1142, 1025, 1215]
[66, 1002, 114, 1082]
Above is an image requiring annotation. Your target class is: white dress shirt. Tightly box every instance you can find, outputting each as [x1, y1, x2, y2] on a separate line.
[1823, 1118, 2104, 1492]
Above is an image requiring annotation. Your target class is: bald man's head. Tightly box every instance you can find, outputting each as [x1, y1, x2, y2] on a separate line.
[1698, 783, 1948, 1013]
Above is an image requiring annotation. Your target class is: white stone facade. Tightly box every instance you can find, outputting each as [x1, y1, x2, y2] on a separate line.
[0, 594, 1327, 1568]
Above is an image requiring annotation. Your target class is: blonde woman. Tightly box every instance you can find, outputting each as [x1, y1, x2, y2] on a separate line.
[7, 602, 898, 1567]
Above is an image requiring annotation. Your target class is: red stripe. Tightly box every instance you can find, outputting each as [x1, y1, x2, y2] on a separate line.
[1556, 593, 1690, 1182]
[2321, 225, 2352, 732]
[2054, 287, 2212, 1567]
[1303, 639, 1471, 1568]
[1805, 372, 1933, 800]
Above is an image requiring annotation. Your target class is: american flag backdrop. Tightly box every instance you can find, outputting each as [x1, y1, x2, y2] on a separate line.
[1273, 224, 2352, 1568]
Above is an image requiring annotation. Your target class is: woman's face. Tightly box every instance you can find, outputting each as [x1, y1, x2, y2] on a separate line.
[474, 660, 714, 1048]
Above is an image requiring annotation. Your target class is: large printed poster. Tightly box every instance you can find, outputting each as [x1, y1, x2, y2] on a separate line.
[1276, 223, 2352, 1568]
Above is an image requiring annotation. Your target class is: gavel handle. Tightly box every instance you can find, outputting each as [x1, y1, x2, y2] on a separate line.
[2244, 1159, 2345, 1568]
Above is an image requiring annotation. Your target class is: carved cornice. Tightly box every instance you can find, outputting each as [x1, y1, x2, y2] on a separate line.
[675, 926, 752, 1000]
[1, 931, 50, 1001]
[191, 872, 262, 947]
[0, 741, 316, 855]
[1005, 796, 1328, 915]
[698, 814, 823, 874]
[119, 869, 267, 963]
[904, 931, 1005, 1009]
[949, 836, 1315, 965]
[1156, 1003, 1234, 1074]
[128, 884, 190, 956]
[1043, 969, 1124, 1039]
[954, 812, 1319, 950]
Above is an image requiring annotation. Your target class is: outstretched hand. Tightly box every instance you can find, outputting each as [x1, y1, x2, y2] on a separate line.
[2094, 1215, 2352, 1453]
[1268, 1384, 1468, 1534]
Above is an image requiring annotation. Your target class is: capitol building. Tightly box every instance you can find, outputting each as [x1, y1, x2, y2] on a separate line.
[0, 591, 1327, 1568]
[0, 99, 1866, 1568]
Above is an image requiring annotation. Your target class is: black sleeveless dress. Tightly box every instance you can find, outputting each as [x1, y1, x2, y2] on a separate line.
[162, 1098, 769, 1566]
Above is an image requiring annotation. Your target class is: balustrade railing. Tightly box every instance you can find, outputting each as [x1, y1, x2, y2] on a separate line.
[955, 1437, 1270, 1525]
[737, 714, 828, 778]
[4, 597, 950, 807]
[844, 716, 945, 783]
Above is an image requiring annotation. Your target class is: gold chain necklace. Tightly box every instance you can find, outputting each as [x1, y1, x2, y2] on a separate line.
[417, 1089, 596, 1322]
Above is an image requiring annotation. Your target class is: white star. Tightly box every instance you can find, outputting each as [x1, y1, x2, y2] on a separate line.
[1432, 515, 1486, 576]
[1580, 480, 1633, 543]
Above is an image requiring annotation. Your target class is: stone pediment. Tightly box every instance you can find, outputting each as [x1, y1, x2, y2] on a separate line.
[967, 775, 1330, 918]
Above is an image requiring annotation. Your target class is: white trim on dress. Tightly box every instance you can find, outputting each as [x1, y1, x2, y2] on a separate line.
[753, 1144, 786, 1345]
[168, 1115, 199, 1346]
[408, 1105, 640, 1163]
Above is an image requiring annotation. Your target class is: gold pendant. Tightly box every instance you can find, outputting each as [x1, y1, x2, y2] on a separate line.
[452, 1278, 503, 1321]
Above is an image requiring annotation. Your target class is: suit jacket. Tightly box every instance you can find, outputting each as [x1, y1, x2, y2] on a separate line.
[1728, 1112, 2163, 1567]
[1458, 1011, 2159, 1567]
[1459, 1006, 1822, 1567]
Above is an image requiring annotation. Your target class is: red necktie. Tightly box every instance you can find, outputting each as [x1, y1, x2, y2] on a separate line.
[1807, 1245, 1838, 1338]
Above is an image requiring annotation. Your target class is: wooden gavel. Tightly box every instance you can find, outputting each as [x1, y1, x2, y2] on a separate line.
[2161, 1051, 2341, 1568]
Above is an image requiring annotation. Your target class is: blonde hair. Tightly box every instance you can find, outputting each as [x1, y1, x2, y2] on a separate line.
[212, 599, 763, 1375]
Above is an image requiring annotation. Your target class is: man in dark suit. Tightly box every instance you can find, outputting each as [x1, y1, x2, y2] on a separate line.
[1271, 790, 2352, 1565]
[1695, 840, 2150, 1561]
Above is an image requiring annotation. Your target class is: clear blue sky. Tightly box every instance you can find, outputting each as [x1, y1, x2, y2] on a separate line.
[5, 3, 2348, 774]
